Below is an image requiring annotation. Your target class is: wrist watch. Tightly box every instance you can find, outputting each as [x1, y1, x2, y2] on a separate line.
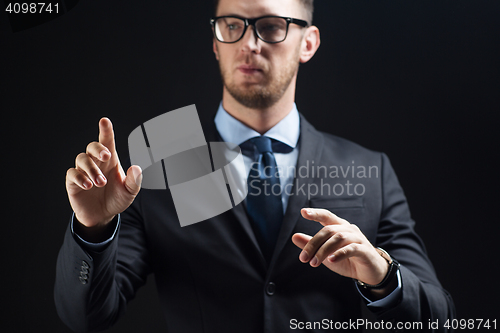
[356, 247, 400, 290]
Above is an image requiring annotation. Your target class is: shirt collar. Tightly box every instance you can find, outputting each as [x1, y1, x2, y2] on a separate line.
[214, 102, 300, 148]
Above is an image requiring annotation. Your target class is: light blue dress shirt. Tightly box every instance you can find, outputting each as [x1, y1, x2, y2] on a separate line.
[214, 102, 300, 213]
[72, 101, 402, 307]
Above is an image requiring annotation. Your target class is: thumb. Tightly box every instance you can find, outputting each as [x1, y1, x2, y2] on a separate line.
[124, 165, 142, 195]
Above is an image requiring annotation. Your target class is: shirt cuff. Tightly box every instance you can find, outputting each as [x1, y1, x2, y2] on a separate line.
[355, 269, 402, 309]
[70, 212, 120, 252]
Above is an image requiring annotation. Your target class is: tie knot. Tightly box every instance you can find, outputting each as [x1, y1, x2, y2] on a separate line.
[239, 136, 294, 158]
[250, 136, 273, 153]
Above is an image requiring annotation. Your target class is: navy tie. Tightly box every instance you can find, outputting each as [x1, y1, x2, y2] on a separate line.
[241, 136, 292, 261]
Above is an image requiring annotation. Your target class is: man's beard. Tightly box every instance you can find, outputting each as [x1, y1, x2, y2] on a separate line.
[218, 48, 301, 109]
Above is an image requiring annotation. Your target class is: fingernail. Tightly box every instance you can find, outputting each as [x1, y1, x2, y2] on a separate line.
[133, 166, 142, 186]
[299, 251, 309, 262]
[328, 255, 336, 262]
[305, 209, 312, 215]
[310, 256, 318, 266]
[100, 150, 110, 160]
[83, 180, 91, 189]
[96, 175, 106, 185]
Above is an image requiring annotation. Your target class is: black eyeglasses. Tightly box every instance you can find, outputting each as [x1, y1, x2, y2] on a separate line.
[210, 15, 309, 44]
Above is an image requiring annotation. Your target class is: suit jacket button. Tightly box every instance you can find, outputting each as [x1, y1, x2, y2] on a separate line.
[266, 282, 276, 296]
[82, 261, 89, 269]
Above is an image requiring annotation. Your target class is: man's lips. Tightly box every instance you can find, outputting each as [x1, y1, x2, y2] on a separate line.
[237, 65, 263, 75]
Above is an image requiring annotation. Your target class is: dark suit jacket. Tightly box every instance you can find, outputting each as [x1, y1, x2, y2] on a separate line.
[55, 114, 455, 332]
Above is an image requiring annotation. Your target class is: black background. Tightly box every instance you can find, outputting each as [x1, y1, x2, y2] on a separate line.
[2, 0, 499, 332]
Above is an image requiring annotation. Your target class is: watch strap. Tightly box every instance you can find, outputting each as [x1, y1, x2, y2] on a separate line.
[356, 249, 400, 290]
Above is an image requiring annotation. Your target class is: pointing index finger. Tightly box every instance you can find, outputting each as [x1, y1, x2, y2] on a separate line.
[301, 208, 349, 226]
[98, 117, 116, 153]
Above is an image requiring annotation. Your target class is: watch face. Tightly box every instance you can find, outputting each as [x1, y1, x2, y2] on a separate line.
[377, 247, 392, 264]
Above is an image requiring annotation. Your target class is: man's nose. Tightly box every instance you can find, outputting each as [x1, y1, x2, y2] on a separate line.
[240, 25, 261, 54]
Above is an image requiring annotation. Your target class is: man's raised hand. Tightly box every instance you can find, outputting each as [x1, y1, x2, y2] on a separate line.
[291, 208, 390, 286]
[65, 118, 142, 229]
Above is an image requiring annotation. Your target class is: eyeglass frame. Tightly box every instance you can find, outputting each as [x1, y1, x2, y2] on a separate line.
[210, 15, 309, 44]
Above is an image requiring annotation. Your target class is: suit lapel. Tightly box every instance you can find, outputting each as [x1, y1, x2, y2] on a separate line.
[203, 118, 267, 267]
[268, 114, 324, 272]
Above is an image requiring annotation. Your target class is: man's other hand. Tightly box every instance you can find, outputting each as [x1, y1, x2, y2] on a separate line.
[292, 208, 396, 298]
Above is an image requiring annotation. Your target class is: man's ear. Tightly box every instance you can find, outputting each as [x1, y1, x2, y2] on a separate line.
[213, 38, 220, 61]
[299, 26, 321, 64]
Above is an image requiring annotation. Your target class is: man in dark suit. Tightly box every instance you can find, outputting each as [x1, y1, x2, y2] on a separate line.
[55, 0, 455, 331]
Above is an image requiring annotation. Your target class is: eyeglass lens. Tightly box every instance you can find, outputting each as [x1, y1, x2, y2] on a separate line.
[215, 17, 288, 43]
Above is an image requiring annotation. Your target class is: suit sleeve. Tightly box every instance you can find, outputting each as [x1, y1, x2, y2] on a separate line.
[54, 194, 151, 333]
[364, 153, 455, 331]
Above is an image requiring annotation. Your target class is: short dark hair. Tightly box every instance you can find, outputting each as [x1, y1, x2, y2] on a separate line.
[213, 0, 314, 24]
[297, 0, 314, 24]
